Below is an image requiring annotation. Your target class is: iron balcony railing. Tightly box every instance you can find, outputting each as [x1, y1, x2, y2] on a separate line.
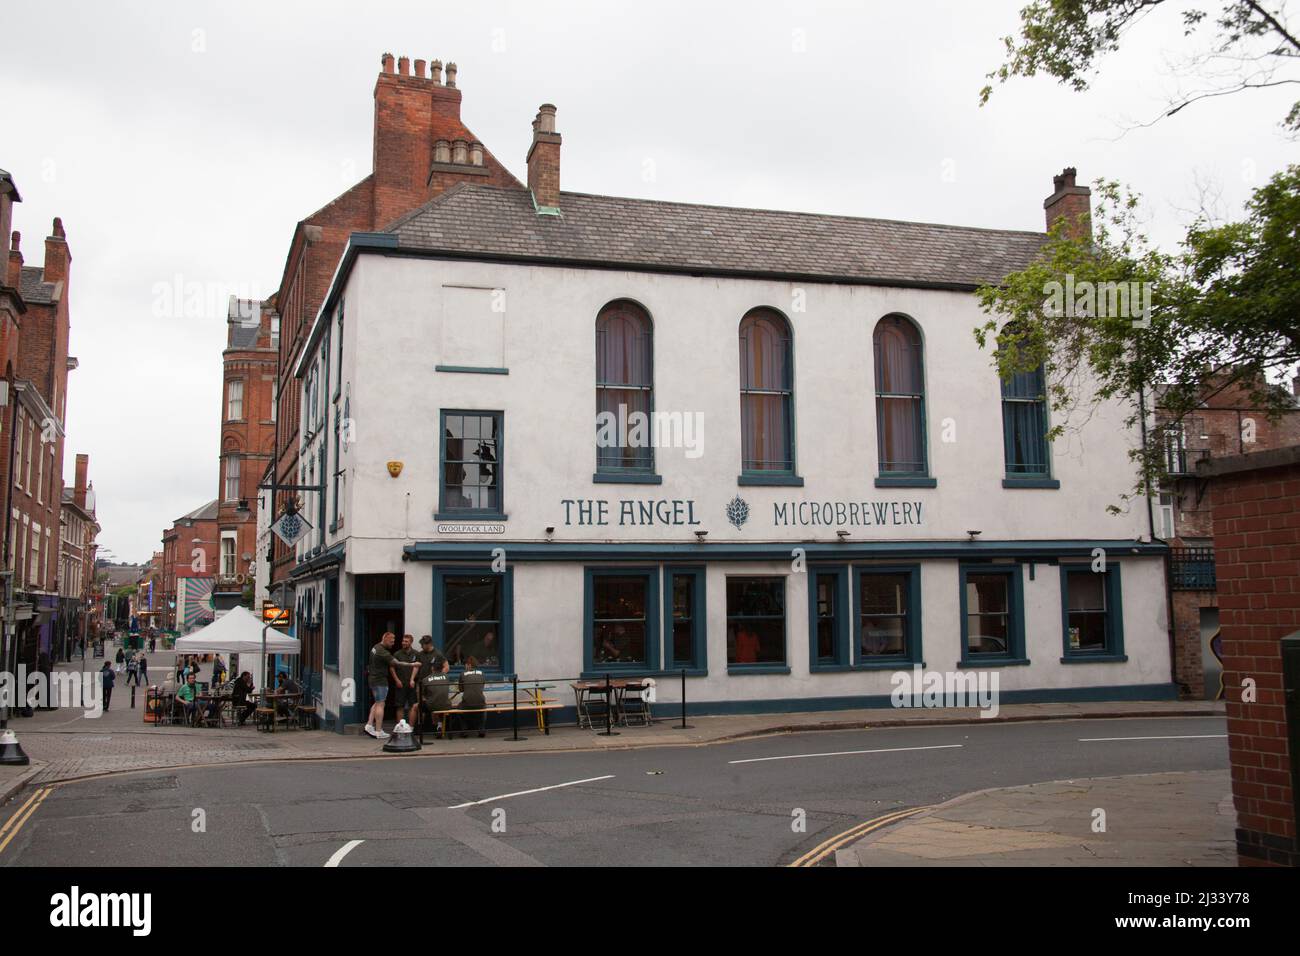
[1169, 547, 1216, 590]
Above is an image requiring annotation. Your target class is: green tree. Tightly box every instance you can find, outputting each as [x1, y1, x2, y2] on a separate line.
[976, 164, 1300, 507]
[981, 1, 1300, 132]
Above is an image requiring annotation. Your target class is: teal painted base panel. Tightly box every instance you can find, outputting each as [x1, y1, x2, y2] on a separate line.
[369, 682, 1179, 732]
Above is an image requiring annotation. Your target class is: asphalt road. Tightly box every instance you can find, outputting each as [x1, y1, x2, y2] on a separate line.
[2, 716, 1228, 867]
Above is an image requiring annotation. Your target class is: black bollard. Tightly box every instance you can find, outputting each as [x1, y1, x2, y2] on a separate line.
[674, 667, 694, 730]
[598, 673, 620, 736]
[130, 685, 136, 709]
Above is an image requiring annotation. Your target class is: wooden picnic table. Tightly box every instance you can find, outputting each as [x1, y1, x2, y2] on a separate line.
[255, 690, 303, 732]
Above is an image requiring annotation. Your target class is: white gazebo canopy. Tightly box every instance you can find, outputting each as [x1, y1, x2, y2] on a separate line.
[174, 605, 299, 688]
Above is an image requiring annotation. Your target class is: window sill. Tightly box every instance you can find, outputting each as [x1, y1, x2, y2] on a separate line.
[1060, 653, 1128, 664]
[593, 472, 663, 485]
[738, 474, 804, 487]
[664, 667, 708, 677]
[433, 512, 508, 522]
[1003, 478, 1060, 489]
[851, 659, 922, 671]
[434, 365, 509, 375]
[958, 657, 1031, 668]
[726, 664, 791, 675]
[580, 668, 653, 680]
[810, 663, 854, 673]
[875, 476, 937, 489]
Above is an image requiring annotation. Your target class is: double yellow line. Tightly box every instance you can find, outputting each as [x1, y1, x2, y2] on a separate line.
[789, 805, 930, 867]
[0, 787, 51, 856]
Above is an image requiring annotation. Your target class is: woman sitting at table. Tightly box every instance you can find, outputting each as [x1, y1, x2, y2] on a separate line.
[456, 656, 488, 738]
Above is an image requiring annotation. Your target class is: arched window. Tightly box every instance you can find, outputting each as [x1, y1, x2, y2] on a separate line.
[739, 308, 794, 474]
[595, 301, 654, 473]
[873, 315, 927, 475]
[1001, 364, 1050, 477]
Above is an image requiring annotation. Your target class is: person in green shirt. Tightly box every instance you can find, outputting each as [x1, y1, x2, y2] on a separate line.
[365, 632, 397, 739]
[390, 634, 421, 730]
[175, 674, 216, 725]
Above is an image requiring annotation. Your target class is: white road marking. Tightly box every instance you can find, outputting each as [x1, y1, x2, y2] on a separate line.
[324, 839, 364, 867]
[729, 744, 963, 765]
[447, 774, 615, 809]
[1078, 734, 1228, 742]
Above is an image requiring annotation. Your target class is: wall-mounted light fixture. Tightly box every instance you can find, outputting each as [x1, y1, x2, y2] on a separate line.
[694, 530, 708, 541]
[836, 529, 850, 540]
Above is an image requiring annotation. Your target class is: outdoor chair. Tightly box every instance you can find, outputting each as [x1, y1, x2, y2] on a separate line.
[620, 682, 650, 727]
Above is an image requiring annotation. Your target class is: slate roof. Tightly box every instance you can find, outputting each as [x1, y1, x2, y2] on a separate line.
[176, 499, 219, 523]
[387, 184, 1046, 288]
[19, 265, 56, 304]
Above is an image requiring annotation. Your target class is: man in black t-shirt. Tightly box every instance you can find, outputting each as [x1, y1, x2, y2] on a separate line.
[365, 632, 397, 739]
[420, 656, 453, 737]
[389, 634, 420, 730]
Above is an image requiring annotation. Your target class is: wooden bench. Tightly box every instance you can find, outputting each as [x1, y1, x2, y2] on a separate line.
[421, 699, 562, 739]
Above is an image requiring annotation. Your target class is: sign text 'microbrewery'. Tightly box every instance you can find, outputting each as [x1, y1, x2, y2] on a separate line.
[775, 499, 924, 527]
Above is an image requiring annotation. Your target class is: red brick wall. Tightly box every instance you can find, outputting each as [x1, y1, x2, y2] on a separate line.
[1172, 590, 1217, 699]
[268, 54, 525, 588]
[1210, 457, 1300, 866]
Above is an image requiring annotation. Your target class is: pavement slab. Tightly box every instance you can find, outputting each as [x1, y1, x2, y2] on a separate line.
[842, 769, 1234, 867]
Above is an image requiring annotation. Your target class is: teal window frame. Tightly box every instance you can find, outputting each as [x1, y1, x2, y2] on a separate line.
[438, 409, 505, 519]
[873, 314, 930, 480]
[1059, 564, 1127, 662]
[725, 574, 790, 674]
[431, 566, 514, 678]
[958, 563, 1029, 667]
[583, 566, 660, 677]
[737, 308, 800, 483]
[808, 565, 851, 671]
[333, 303, 344, 402]
[595, 299, 658, 481]
[664, 565, 707, 675]
[1000, 364, 1053, 481]
[851, 564, 923, 669]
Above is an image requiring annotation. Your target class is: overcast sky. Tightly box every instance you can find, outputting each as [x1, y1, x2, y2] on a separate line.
[1, 0, 1294, 563]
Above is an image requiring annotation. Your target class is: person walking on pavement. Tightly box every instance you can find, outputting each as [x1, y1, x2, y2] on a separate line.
[136, 653, 149, 686]
[115, 646, 126, 673]
[100, 662, 115, 711]
[125, 654, 139, 688]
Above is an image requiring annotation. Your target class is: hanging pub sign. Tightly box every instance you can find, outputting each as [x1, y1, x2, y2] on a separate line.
[271, 511, 312, 547]
[262, 604, 291, 626]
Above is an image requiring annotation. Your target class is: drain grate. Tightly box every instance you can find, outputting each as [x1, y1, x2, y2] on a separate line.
[108, 776, 180, 793]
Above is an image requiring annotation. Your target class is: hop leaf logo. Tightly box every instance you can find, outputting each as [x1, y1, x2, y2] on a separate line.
[726, 495, 750, 530]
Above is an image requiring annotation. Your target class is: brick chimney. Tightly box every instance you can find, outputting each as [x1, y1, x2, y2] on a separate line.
[371, 51, 466, 227]
[43, 216, 70, 285]
[74, 453, 88, 510]
[0, 170, 19, 264]
[1044, 167, 1091, 239]
[527, 104, 561, 213]
[7, 230, 21, 287]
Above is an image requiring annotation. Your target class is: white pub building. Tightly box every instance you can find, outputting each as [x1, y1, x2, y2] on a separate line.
[283, 105, 1171, 731]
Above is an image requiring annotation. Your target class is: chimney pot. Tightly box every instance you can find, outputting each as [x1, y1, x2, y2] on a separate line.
[414, 58, 426, 78]
[10, 230, 18, 252]
[430, 59, 443, 84]
[52, 216, 65, 239]
[445, 62, 458, 87]
[434, 139, 451, 164]
[398, 55, 410, 76]
[381, 52, 395, 74]
[537, 104, 557, 133]
[452, 139, 469, 165]
[469, 141, 484, 166]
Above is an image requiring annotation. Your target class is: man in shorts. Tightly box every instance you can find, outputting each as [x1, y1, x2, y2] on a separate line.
[389, 634, 421, 730]
[365, 631, 397, 739]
